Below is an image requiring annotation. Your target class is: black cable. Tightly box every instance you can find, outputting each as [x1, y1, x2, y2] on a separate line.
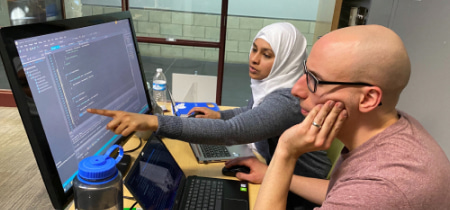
[124, 137, 143, 153]
[129, 201, 138, 210]
[123, 195, 136, 200]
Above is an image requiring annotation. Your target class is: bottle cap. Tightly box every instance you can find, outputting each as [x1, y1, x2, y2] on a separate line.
[156, 68, 163, 73]
[77, 145, 123, 183]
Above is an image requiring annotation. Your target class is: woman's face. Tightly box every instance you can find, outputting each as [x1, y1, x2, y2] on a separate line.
[249, 38, 275, 80]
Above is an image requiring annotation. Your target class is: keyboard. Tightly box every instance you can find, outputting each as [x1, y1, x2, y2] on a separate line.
[199, 144, 231, 158]
[184, 178, 224, 210]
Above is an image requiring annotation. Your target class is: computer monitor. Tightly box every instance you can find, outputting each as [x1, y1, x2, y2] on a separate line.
[0, 11, 152, 209]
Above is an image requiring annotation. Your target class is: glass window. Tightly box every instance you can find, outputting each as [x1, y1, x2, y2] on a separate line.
[132, 9, 220, 42]
[222, 0, 319, 106]
[130, 0, 221, 42]
[71, 0, 225, 103]
[1, 0, 64, 90]
[5, 0, 62, 26]
[4, 0, 322, 106]
[74, 1, 222, 42]
[138, 43, 219, 101]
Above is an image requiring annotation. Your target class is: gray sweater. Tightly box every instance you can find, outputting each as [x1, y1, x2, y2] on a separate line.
[156, 88, 330, 178]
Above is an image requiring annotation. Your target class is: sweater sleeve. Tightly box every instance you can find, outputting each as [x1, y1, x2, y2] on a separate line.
[156, 88, 304, 145]
[219, 106, 249, 120]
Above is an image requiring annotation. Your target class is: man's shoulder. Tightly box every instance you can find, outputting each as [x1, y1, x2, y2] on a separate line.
[333, 112, 450, 208]
[331, 147, 450, 209]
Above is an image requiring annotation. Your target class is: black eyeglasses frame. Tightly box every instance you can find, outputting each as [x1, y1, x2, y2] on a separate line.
[303, 60, 382, 106]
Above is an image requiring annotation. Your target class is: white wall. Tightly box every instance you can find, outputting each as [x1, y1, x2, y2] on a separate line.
[0, 0, 10, 26]
[387, 0, 450, 158]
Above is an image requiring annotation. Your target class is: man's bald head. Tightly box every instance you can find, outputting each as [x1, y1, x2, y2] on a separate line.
[309, 25, 411, 109]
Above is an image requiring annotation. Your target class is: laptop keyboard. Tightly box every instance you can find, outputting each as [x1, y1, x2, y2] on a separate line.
[185, 178, 224, 210]
[200, 144, 230, 158]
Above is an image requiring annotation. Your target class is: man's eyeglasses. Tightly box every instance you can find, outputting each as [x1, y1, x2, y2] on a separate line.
[303, 60, 382, 105]
[303, 60, 376, 92]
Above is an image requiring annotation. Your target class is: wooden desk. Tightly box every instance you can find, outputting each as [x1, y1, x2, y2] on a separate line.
[69, 105, 260, 210]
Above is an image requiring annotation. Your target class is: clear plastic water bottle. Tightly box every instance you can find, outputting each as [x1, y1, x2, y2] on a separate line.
[153, 68, 167, 110]
[73, 145, 124, 210]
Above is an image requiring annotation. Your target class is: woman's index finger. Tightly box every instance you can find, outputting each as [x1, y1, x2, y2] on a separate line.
[87, 108, 116, 117]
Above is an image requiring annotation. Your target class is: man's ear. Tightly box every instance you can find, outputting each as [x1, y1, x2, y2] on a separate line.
[359, 87, 382, 113]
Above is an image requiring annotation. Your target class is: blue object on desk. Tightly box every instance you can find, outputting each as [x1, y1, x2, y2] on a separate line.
[175, 102, 219, 116]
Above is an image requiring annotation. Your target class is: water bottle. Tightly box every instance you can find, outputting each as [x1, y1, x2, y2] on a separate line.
[153, 68, 167, 110]
[73, 145, 124, 210]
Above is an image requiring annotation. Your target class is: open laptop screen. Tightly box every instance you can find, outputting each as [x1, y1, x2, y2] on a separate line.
[125, 135, 186, 209]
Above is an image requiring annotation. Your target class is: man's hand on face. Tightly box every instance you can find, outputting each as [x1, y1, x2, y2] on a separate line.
[279, 100, 347, 158]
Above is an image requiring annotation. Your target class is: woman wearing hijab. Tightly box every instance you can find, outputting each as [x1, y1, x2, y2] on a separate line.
[88, 22, 330, 209]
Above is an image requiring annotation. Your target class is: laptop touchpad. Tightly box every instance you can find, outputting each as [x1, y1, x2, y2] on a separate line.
[223, 198, 249, 210]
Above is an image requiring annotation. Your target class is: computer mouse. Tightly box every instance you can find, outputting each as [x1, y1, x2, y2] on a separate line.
[187, 112, 204, 118]
[222, 165, 251, 177]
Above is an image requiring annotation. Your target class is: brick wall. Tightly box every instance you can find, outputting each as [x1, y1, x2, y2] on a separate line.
[82, 6, 315, 64]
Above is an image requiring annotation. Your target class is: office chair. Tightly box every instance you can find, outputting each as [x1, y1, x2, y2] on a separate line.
[326, 139, 345, 179]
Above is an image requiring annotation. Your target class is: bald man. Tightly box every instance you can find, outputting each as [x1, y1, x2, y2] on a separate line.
[254, 25, 450, 209]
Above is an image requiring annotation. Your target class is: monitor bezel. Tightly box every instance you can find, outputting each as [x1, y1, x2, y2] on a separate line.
[0, 11, 152, 209]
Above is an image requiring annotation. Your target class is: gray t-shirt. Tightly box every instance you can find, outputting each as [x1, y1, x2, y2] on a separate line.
[321, 111, 450, 209]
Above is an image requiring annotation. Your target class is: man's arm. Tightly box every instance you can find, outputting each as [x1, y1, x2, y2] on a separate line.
[254, 148, 297, 210]
[226, 156, 330, 206]
[225, 156, 329, 205]
[254, 149, 331, 209]
[255, 101, 347, 209]
[290, 175, 329, 205]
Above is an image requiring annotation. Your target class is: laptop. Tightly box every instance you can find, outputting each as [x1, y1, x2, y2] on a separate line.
[167, 90, 255, 164]
[124, 134, 250, 210]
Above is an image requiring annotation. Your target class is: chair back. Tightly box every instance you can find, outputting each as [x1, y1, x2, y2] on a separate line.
[326, 139, 344, 179]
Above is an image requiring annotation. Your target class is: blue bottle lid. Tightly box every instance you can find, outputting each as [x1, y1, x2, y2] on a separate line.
[77, 145, 123, 184]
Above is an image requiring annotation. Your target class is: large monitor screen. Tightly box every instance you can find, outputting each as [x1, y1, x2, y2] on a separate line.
[0, 12, 152, 209]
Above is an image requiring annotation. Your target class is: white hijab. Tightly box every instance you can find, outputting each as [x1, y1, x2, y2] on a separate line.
[250, 22, 307, 108]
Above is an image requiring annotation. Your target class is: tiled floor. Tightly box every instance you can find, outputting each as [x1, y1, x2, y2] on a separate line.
[0, 107, 54, 209]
